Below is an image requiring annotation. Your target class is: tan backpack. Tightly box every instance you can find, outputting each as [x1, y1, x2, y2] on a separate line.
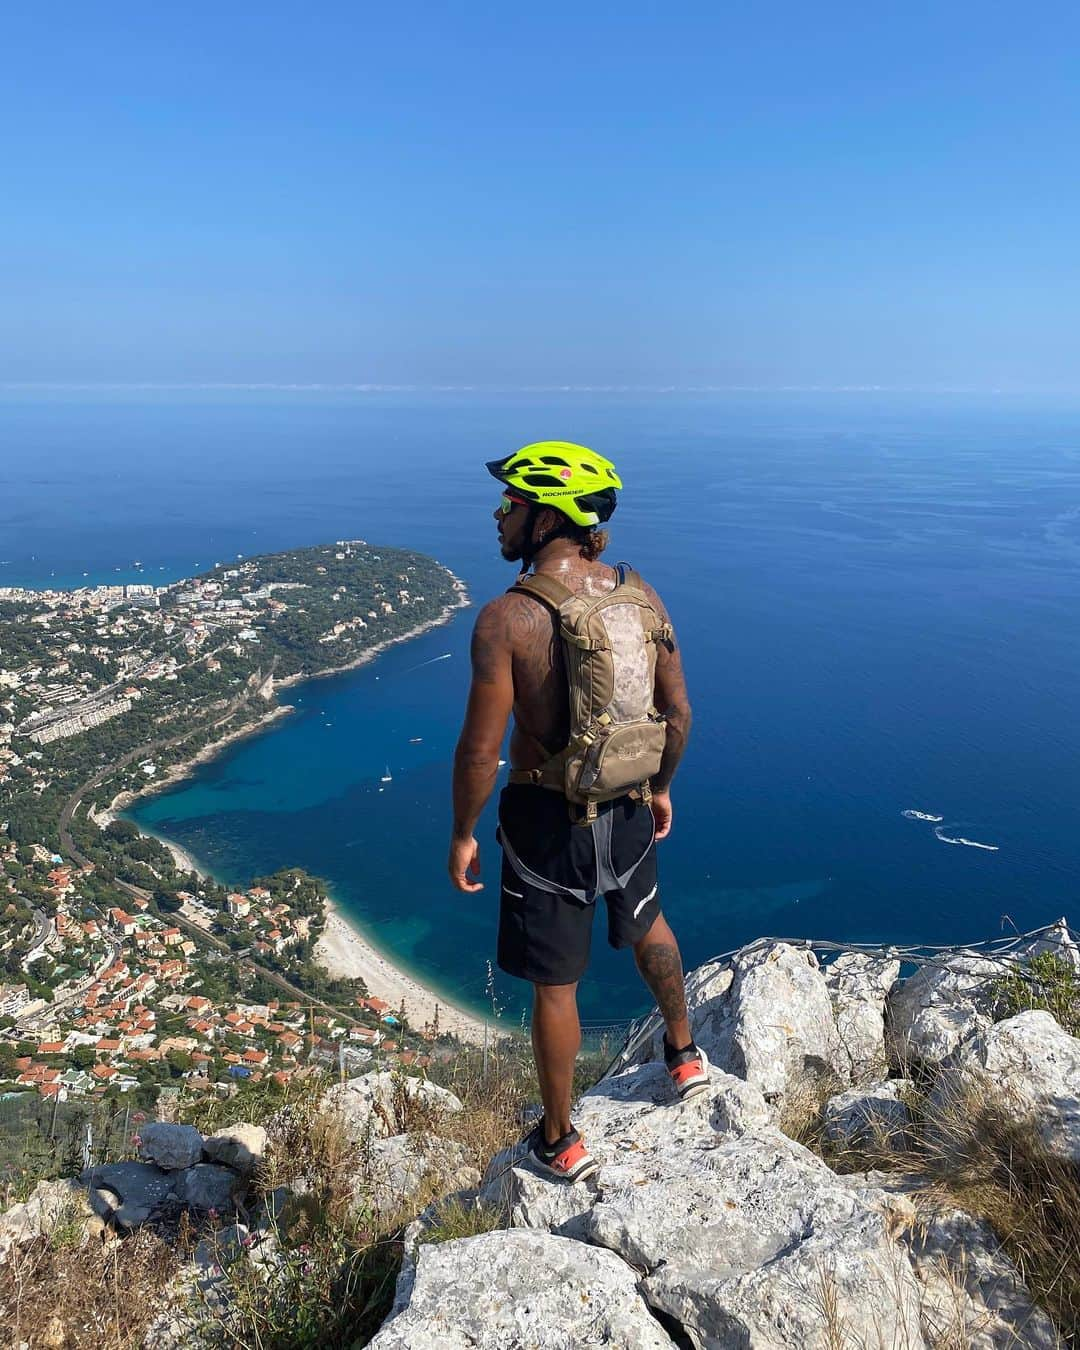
[507, 564, 671, 819]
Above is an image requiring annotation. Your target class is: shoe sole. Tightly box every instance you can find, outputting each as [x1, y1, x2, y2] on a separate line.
[530, 1151, 600, 1184]
[671, 1048, 711, 1102]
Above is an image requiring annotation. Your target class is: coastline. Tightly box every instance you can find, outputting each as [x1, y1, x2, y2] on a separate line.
[96, 569, 493, 1045]
[313, 894, 494, 1046]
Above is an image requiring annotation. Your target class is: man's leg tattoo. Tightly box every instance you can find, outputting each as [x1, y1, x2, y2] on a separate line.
[636, 943, 688, 1027]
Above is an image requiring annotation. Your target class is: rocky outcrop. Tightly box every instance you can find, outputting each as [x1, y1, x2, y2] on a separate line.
[931, 1009, 1080, 1163]
[907, 1209, 1065, 1348]
[822, 1079, 915, 1150]
[825, 951, 899, 1083]
[622, 941, 847, 1107]
[384, 935, 1076, 1348]
[886, 953, 1003, 1069]
[473, 1061, 926, 1347]
[321, 1070, 464, 1143]
[370, 1230, 675, 1349]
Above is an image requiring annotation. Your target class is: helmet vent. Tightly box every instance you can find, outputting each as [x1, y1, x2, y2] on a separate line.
[539, 455, 570, 466]
[522, 472, 565, 487]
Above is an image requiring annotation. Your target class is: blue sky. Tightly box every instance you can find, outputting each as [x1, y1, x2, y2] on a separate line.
[3, 4, 1079, 389]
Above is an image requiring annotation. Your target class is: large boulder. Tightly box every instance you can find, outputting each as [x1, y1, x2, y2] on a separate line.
[887, 954, 1002, 1070]
[368, 1229, 675, 1349]
[825, 952, 899, 1083]
[139, 1122, 205, 1171]
[80, 1161, 177, 1229]
[1021, 919, 1080, 974]
[822, 1080, 915, 1151]
[354, 1133, 479, 1220]
[203, 1123, 267, 1176]
[931, 1010, 1080, 1164]
[907, 1208, 1064, 1348]
[480, 1061, 769, 1240]
[618, 942, 847, 1107]
[320, 1071, 464, 1143]
[482, 1056, 924, 1348]
[176, 1163, 243, 1213]
[593, 1129, 924, 1347]
[0, 1178, 100, 1261]
[723, 942, 846, 1103]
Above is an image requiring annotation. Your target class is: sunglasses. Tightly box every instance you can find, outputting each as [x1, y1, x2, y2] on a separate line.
[498, 493, 529, 514]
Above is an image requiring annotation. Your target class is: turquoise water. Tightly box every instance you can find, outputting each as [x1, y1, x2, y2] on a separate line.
[5, 390, 1080, 1022]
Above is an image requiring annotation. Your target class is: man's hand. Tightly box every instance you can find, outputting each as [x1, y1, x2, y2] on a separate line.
[448, 835, 483, 892]
[650, 790, 674, 841]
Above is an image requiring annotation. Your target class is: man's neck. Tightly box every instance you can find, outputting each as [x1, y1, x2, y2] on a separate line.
[530, 538, 584, 576]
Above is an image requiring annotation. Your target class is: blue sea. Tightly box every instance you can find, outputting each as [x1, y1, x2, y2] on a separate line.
[3, 389, 1079, 1023]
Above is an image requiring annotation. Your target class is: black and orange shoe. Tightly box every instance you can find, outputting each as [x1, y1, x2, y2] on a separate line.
[664, 1037, 710, 1101]
[526, 1120, 599, 1183]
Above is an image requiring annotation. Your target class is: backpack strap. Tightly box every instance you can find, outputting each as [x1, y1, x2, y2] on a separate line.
[510, 573, 609, 650]
[509, 572, 575, 611]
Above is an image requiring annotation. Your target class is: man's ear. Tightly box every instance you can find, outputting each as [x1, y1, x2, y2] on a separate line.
[536, 507, 562, 540]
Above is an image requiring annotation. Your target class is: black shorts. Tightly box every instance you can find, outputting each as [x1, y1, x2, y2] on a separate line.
[496, 784, 661, 986]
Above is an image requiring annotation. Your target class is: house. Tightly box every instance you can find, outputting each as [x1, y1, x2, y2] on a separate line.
[226, 893, 250, 917]
[107, 908, 136, 936]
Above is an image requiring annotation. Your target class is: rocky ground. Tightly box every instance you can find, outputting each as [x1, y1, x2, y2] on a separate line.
[2, 921, 1078, 1348]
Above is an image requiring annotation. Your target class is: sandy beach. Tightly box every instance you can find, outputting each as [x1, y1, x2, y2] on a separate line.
[314, 896, 494, 1045]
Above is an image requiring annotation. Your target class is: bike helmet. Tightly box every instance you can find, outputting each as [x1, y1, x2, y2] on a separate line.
[486, 441, 620, 527]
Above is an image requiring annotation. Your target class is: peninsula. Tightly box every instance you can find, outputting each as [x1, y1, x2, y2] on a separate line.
[0, 542, 482, 1125]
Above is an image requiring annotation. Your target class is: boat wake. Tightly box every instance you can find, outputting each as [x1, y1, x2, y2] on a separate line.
[404, 652, 452, 673]
[902, 809, 943, 822]
[934, 826, 999, 852]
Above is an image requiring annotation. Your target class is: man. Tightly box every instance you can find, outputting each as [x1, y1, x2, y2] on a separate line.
[449, 441, 707, 1183]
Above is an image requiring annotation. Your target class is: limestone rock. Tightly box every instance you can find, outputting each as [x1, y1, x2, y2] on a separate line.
[320, 1070, 464, 1143]
[723, 941, 845, 1103]
[139, 1122, 205, 1171]
[203, 1123, 267, 1175]
[354, 1134, 479, 1220]
[616, 956, 734, 1070]
[480, 1061, 769, 1240]
[822, 1080, 915, 1150]
[176, 1163, 243, 1213]
[907, 1208, 1064, 1348]
[618, 942, 846, 1107]
[825, 951, 899, 1083]
[1021, 919, 1080, 974]
[81, 1161, 177, 1229]
[0, 1178, 97, 1260]
[368, 1229, 675, 1349]
[932, 1009, 1080, 1163]
[887, 954, 1002, 1069]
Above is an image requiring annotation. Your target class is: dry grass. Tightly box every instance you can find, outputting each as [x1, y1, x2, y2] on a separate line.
[0, 1213, 195, 1349]
[787, 1066, 1080, 1345]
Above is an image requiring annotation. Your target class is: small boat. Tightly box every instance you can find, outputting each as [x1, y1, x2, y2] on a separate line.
[409, 737, 423, 744]
[380, 765, 393, 782]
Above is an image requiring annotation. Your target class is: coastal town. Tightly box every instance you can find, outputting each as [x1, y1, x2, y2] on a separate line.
[0, 543, 470, 1150]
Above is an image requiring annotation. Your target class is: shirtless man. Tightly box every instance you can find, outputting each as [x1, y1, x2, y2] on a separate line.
[449, 441, 708, 1182]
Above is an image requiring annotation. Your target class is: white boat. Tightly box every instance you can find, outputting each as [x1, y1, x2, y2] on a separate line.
[380, 765, 393, 782]
[902, 809, 943, 822]
[409, 737, 423, 744]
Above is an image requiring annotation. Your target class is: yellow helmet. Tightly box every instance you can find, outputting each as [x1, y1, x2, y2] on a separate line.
[486, 441, 621, 527]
